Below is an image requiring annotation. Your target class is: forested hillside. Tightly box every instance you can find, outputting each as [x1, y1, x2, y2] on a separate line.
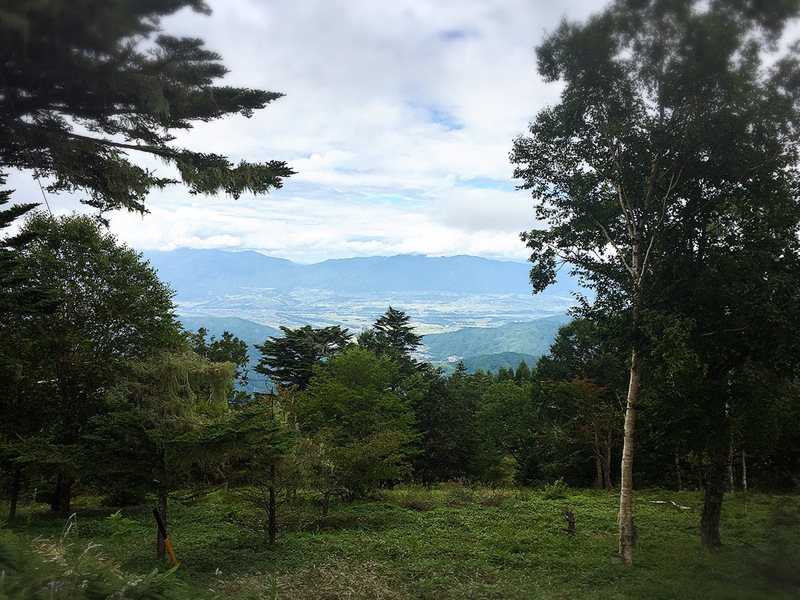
[177, 314, 570, 383]
[421, 317, 570, 361]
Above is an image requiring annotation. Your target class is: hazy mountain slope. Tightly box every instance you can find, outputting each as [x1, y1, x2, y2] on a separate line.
[434, 352, 541, 375]
[302, 254, 552, 294]
[421, 316, 569, 361]
[145, 251, 581, 297]
[145, 250, 584, 331]
[178, 315, 282, 347]
[146, 249, 299, 297]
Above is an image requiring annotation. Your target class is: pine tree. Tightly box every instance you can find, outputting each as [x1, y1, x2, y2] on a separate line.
[6, 213, 184, 517]
[0, 1, 293, 212]
[359, 307, 423, 377]
[255, 325, 352, 391]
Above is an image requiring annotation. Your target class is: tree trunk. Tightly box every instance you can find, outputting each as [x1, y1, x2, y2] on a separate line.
[268, 465, 277, 547]
[604, 427, 614, 490]
[57, 474, 73, 519]
[322, 491, 331, 519]
[675, 448, 683, 491]
[741, 450, 747, 492]
[156, 486, 167, 561]
[8, 466, 22, 523]
[593, 428, 604, 489]
[51, 473, 62, 513]
[701, 446, 726, 548]
[727, 441, 735, 492]
[618, 343, 643, 565]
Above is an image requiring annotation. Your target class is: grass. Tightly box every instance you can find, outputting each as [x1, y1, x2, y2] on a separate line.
[3, 486, 799, 599]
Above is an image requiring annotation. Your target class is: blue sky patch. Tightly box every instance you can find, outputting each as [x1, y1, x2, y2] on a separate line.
[409, 101, 464, 131]
[439, 29, 476, 42]
[461, 178, 515, 192]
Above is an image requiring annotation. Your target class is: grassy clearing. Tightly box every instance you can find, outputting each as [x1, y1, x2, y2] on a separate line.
[3, 486, 799, 599]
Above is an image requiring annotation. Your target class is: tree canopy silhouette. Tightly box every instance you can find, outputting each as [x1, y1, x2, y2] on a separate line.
[0, 1, 293, 212]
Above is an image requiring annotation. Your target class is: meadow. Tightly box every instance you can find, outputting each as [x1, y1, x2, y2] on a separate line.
[2, 485, 799, 599]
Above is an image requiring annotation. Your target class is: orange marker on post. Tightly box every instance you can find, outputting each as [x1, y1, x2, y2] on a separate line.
[152, 508, 179, 566]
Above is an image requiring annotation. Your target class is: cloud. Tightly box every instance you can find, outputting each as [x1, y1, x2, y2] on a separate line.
[7, 0, 609, 263]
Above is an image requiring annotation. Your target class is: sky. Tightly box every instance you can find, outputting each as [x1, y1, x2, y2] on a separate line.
[10, 0, 608, 264]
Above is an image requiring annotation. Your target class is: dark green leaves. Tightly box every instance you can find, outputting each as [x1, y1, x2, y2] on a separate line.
[0, 0, 293, 211]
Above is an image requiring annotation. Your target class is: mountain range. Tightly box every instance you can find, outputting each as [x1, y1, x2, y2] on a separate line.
[143, 250, 585, 374]
[144, 249, 582, 333]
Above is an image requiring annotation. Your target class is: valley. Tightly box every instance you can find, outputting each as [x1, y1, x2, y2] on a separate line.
[145, 250, 584, 373]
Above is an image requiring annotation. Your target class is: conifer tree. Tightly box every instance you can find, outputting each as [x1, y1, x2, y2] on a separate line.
[91, 351, 235, 559]
[359, 307, 423, 377]
[189, 327, 251, 406]
[255, 325, 352, 391]
[0, 1, 293, 212]
[6, 213, 184, 517]
[293, 348, 419, 500]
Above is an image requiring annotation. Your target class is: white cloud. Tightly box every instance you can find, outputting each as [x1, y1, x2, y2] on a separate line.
[7, 0, 609, 263]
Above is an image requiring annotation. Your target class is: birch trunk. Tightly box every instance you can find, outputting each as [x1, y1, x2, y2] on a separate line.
[618, 343, 643, 564]
[741, 450, 747, 492]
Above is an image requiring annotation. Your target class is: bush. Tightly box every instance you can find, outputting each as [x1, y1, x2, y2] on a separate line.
[396, 486, 437, 511]
[542, 478, 569, 500]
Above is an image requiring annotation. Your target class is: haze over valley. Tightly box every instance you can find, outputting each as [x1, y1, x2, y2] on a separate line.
[145, 249, 582, 373]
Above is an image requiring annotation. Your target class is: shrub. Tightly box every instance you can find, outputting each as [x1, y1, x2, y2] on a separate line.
[542, 478, 569, 500]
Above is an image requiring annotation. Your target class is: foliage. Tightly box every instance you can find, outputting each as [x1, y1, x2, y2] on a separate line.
[255, 325, 352, 391]
[0, 0, 292, 212]
[293, 348, 420, 499]
[542, 478, 569, 500]
[1, 213, 185, 517]
[195, 394, 298, 545]
[411, 364, 487, 484]
[89, 351, 237, 501]
[0, 174, 55, 319]
[511, 0, 800, 560]
[106, 510, 140, 537]
[476, 380, 539, 483]
[359, 307, 423, 377]
[189, 327, 252, 406]
[365, 306, 423, 356]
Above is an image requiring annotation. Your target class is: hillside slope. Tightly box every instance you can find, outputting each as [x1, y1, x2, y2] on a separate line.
[421, 316, 569, 362]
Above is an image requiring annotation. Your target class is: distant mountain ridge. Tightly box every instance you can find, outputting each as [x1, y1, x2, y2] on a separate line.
[145, 249, 583, 332]
[145, 249, 579, 297]
[153, 249, 582, 374]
